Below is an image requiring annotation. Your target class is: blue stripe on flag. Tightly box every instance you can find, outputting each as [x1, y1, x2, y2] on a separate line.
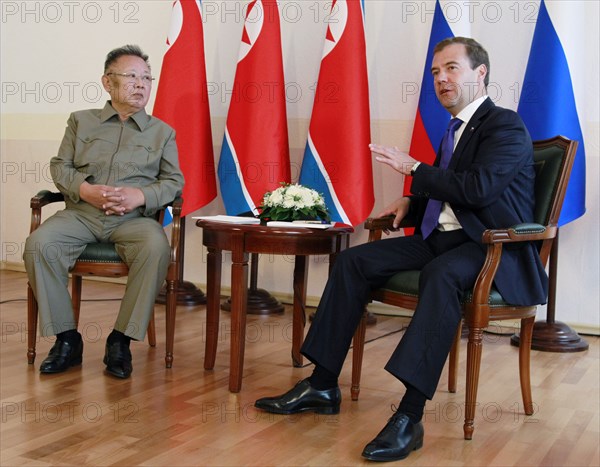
[419, 0, 454, 147]
[299, 142, 347, 224]
[162, 206, 173, 227]
[217, 133, 253, 216]
[518, 0, 586, 226]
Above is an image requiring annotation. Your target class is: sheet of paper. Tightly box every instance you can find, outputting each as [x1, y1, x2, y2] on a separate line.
[192, 215, 261, 225]
[267, 221, 334, 229]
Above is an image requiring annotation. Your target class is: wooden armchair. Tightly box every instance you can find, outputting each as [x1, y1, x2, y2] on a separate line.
[26, 191, 183, 368]
[351, 136, 578, 439]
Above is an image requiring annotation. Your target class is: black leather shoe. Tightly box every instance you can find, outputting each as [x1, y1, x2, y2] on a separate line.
[362, 410, 424, 462]
[255, 378, 341, 415]
[103, 341, 132, 379]
[39, 339, 83, 374]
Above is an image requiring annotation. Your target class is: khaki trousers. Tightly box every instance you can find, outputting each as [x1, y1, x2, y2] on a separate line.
[24, 207, 170, 341]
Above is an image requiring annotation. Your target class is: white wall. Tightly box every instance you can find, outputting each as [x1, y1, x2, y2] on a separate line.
[1, 0, 598, 332]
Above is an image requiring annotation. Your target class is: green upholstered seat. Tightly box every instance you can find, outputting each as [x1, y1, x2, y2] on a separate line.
[380, 270, 509, 307]
[76, 243, 122, 263]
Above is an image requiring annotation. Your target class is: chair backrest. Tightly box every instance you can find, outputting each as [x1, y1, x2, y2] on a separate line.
[531, 136, 578, 263]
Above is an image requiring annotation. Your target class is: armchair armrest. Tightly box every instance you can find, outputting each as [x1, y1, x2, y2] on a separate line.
[364, 216, 416, 242]
[30, 190, 64, 209]
[169, 196, 183, 218]
[468, 222, 557, 325]
[482, 223, 557, 244]
[164, 197, 183, 281]
[30, 191, 65, 233]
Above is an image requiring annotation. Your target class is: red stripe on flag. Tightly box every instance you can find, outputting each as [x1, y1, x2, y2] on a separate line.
[154, 0, 216, 217]
[225, 0, 290, 208]
[307, 0, 373, 226]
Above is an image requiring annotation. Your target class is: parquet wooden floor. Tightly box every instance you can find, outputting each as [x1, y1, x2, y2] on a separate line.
[1, 269, 598, 466]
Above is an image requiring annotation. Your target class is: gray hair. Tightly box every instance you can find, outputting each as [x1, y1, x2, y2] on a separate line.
[104, 45, 150, 73]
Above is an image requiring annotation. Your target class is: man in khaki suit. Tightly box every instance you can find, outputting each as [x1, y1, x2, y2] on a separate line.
[24, 45, 184, 379]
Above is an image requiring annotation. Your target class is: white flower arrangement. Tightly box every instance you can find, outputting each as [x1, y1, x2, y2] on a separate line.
[259, 183, 330, 222]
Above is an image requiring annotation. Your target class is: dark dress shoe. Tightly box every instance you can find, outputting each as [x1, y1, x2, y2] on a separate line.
[103, 341, 132, 379]
[255, 378, 341, 415]
[362, 411, 424, 462]
[39, 339, 83, 374]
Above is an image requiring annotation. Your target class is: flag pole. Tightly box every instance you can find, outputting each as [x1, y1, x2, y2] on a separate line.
[513, 0, 588, 350]
[156, 216, 206, 306]
[154, 0, 217, 306]
[217, 0, 290, 315]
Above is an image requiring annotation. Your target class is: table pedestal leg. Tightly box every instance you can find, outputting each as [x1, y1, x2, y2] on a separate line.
[204, 248, 222, 370]
[292, 255, 308, 367]
[221, 253, 284, 315]
[229, 240, 249, 392]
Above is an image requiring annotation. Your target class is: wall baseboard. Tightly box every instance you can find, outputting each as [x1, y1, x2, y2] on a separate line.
[365, 301, 599, 337]
[3, 261, 598, 336]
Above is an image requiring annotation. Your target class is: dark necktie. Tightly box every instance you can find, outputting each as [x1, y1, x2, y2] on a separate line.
[420, 117, 463, 239]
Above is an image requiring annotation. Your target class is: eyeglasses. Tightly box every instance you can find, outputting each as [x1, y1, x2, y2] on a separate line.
[106, 72, 155, 84]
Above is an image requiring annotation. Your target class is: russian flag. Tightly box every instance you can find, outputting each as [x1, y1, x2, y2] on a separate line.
[403, 0, 453, 202]
[154, 0, 216, 220]
[298, 0, 374, 226]
[217, 0, 290, 216]
[518, 0, 586, 225]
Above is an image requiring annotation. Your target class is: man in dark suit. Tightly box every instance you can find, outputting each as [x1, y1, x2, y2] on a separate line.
[255, 37, 548, 462]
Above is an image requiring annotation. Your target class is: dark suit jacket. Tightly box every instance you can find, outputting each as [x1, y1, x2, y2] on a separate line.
[409, 98, 548, 306]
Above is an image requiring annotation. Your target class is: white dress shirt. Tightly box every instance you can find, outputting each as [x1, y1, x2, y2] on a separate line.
[436, 95, 488, 232]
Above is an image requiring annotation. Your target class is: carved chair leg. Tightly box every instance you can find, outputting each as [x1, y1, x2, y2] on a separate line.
[351, 310, 368, 401]
[147, 313, 157, 347]
[463, 326, 484, 440]
[71, 274, 83, 327]
[164, 279, 177, 368]
[27, 284, 38, 364]
[448, 320, 462, 393]
[519, 316, 535, 415]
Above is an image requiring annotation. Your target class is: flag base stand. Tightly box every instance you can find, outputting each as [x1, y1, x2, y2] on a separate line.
[156, 280, 206, 307]
[510, 230, 588, 353]
[221, 253, 285, 315]
[220, 288, 285, 315]
[510, 321, 588, 352]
